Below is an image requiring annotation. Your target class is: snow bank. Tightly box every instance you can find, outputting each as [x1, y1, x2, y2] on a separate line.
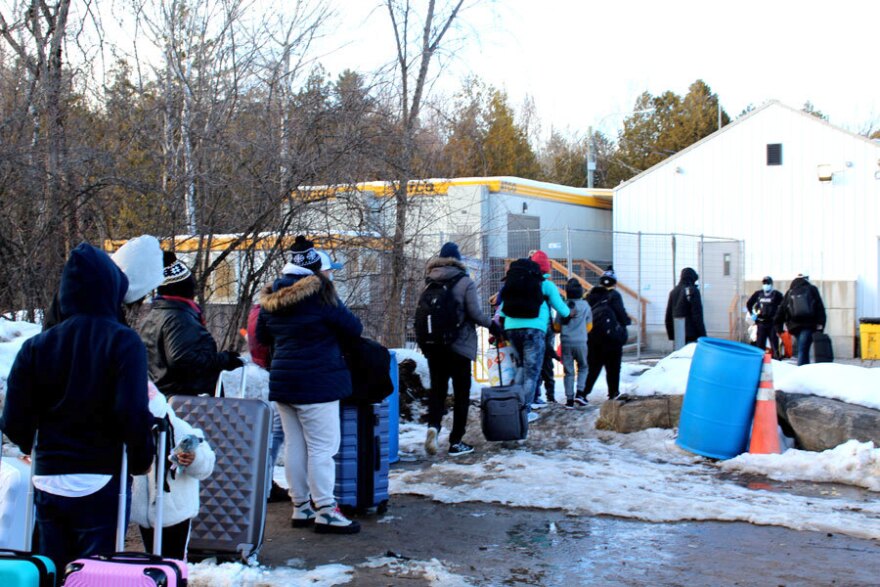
[721, 440, 880, 492]
[391, 348, 430, 388]
[623, 343, 880, 412]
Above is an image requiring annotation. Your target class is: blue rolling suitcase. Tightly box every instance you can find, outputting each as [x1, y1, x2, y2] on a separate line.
[334, 400, 390, 514]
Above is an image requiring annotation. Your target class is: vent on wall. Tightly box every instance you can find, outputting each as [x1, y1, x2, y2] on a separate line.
[767, 143, 783, 165]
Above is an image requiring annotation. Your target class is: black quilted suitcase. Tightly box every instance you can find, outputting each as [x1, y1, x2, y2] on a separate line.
[812, 332, 834, 363]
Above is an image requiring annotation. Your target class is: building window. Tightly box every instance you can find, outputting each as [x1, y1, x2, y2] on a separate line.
[723, 253, 731, 277]
[767, 143, 782, 166]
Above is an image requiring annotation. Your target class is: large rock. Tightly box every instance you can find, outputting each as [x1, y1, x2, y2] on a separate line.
[776, 391, 880, 451]
[598, 394, 683, 433]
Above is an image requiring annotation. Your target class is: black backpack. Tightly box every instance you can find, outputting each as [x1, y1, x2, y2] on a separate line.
[343, 337, 394, 405]
[788, 285, 815, 321]
[591, 298, 627, 345]
[414, 273, 465, 349]
[502, 259, 545, 318]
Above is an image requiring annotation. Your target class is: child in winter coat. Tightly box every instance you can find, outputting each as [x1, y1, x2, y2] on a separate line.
[131, 381, 216, 560]
[555, 278, 592, 408]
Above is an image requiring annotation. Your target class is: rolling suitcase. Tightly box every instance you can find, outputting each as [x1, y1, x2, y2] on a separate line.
[169, 369, 271, 562]
[334, 400, 390, 514]
[0, 435, 56, 587]
[64, 418, 188, 586]
[812, 331, 834, 363]
[0, 456, 31, 550]
[481, 342, 529, 441]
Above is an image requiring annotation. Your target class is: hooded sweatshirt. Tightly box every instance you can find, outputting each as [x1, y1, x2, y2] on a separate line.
[0, 243, 155, 476]
[665, 267, 706, 342]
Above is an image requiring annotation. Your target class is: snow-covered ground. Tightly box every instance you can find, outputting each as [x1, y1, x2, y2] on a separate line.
[5, 320, 880, 583]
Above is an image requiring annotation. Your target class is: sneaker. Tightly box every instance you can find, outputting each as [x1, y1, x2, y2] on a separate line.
[268, 482, 291, 503]
[530, 398, 547, 410]
[448, 442, 474, 456]
[565, 399, 575, 409]
[574, 393, 589, 406]
[425, 427, 439, 455]
[314, 503, 361, 534]
[527, 411, 540, 423]
[291, 499, 316, 528]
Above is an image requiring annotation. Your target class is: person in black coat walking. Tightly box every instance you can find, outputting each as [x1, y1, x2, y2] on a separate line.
[665, 267, 706, 344]
[581, 268, 631, 401]
[775, 273, 826, 366]
[0, 243, 155, 572]
[746, 276, 784, 358]
[138, 252, 243, 397]
[256, 236, 364, 534]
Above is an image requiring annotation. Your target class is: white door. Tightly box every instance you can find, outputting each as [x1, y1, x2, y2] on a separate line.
[699, 241, 742, 339]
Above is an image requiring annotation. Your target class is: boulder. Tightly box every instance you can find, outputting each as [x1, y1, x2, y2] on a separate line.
[776, 391, 880, 451]
[598, 394, 683, 433]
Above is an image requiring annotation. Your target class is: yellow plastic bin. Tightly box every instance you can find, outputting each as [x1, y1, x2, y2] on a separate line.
[860, 318, 880, 360]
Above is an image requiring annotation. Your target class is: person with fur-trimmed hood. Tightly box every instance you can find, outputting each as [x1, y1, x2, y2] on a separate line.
[421, 242, 498, 458]
[256, 235, 363, 534]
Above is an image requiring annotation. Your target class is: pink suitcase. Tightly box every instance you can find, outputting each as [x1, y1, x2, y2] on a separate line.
[64, 419, 188, 586]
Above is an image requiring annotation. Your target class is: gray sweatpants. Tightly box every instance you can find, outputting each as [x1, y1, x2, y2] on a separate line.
[561, 342, 588, 400]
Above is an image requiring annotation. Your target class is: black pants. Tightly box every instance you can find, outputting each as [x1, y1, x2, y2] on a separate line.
[534, 331, 556, 402]
[754, 322, 779, 358]
[139, 519, 192, 560]
[584, 340, 623, 399]
[426, 347, 472, 446]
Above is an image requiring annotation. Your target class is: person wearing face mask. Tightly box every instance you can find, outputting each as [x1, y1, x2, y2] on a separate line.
[665, 267, 706, 344]
[746, 276, 784, 358]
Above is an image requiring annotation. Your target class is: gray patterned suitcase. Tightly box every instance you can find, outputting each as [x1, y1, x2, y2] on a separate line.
[169, 395, 272, 562]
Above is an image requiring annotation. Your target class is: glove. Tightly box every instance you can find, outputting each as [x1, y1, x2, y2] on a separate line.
[751, 312, 758, 322]
[488, 321, 503, 338]
[219, 351, 244, 371]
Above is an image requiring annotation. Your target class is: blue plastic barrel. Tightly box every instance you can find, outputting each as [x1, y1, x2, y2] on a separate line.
[676, 338, 766, 459]
[387, 350, 400, 464]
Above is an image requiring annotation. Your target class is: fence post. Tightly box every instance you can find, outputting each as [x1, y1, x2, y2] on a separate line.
[637, 231, 642, 361]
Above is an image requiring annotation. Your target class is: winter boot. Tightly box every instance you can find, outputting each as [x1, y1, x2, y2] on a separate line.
[291, 498, 316, 528]
[314, 503, 361, 534]
[425, 427, 439, 455]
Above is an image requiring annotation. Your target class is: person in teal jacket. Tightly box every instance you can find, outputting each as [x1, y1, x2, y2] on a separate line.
[500, 251, 571, 422]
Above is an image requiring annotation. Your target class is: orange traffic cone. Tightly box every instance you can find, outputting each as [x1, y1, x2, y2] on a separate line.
[749, 351, 781, 454]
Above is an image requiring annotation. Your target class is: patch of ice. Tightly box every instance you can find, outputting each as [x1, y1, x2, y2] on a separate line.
[188, 561, 353, 586]
[361, 556, 475, 587]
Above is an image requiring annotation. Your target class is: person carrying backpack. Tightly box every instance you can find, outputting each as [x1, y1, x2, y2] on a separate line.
[775, 272, 826, 365]
[499, 251, 571, 423]
[746, 276, 784, 358]
[417, 242, 498, 457]
[580, 268, 631, 401]
[665, 267, 706, 344]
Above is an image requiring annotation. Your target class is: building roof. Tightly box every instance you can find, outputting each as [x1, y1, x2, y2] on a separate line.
[300, 176, 613, 210]
[614, 100, 880, 191]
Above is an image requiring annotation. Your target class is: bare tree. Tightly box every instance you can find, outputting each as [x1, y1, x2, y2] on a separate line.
[381, 0, 470, 347]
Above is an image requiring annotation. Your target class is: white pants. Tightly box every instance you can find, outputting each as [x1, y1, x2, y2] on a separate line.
[275, 401, 340, 509]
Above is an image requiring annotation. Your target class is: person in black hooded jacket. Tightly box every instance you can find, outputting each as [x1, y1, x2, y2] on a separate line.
[775, 273, 826, 366]
[138, 252, 243, 397]
[581, 268, 631, 401]
[0, 243, 155, 571]
[665, 267, 706, 344]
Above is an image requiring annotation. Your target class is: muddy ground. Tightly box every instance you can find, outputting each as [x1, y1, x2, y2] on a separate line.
[260, 492, 880, 586]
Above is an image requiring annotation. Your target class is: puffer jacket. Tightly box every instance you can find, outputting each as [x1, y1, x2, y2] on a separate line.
[665, 268, 706, 342]
[586, 286, 631, 345]
[139, 297, 228, 397]
[775, 277, 826, 335]
[131, 384, 215, 529]
[424, 257, 492, 360]
[256, 273, 363, 404]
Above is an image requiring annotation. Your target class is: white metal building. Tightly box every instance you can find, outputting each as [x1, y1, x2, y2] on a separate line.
[613, 101, 880, 357]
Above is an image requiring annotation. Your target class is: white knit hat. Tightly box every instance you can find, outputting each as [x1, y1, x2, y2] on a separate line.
[111, 235, 165, 303]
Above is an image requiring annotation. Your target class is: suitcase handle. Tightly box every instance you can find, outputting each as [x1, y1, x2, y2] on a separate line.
[374, 436, 381, 471]
[94, 551, 168, 563]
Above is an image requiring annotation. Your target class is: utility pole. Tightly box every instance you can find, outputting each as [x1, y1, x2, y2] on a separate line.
[586, 125, 595, 189]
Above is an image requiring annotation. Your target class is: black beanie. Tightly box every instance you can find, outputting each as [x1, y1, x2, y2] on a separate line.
[289, 235, 322, 273]
[565, 278, 584, 300]
[158, 251, 196, 298]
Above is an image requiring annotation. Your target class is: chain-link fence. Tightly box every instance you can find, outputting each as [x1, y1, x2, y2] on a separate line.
[378, 228, 744, 379]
